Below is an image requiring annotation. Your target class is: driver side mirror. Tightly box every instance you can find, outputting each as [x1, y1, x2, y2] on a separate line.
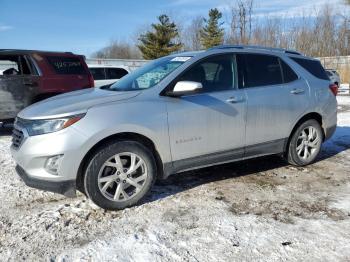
[167, 81, 202, 97]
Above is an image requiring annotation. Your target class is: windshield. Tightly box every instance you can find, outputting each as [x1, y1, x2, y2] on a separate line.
[109, 56, 191, 91]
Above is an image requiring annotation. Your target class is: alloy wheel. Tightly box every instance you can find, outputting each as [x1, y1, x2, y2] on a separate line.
[97, 152, 148, 202]
[296, 126, 321, 161]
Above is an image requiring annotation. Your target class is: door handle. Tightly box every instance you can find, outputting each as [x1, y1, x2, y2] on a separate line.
[23, 81, 34, 86]
[290, 88, 305, 94]
[226, 96, 245, 103]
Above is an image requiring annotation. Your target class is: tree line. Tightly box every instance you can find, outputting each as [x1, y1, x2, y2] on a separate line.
[93, 1, 350, 59]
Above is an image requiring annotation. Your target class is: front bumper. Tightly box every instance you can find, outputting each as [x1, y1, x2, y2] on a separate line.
[10, 124, 89, 197]
[16, 165, 76, 197]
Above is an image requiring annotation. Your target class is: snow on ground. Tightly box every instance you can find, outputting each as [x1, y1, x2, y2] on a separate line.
[0, 96, 350, 261]
[339, 83, 350, 95]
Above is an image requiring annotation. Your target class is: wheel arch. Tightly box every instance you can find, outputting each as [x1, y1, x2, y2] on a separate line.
[76, 132, 164, 194]
[284, 112, 324, 154]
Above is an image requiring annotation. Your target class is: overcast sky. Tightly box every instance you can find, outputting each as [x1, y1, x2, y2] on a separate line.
[0, 0, 349, 56]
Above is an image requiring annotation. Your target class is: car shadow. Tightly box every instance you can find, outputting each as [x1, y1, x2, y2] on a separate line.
[146, 155, 288, 203]
[145, 125, 350, 205]
[0, 129, 12, 136]
[318, 126, 350, 160]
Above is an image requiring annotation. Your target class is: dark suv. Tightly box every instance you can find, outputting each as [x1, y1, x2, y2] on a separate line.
[0, 49, 94, 124]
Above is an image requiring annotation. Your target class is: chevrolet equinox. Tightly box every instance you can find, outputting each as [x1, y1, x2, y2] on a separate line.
[11, 45, 337, 210]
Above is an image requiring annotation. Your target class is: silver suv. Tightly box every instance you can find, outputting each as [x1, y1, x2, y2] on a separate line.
[11, 45, 337, 210]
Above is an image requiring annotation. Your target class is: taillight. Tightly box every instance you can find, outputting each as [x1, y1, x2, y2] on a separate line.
[88, 73, 95, 88]
[329, 83, 338, 96]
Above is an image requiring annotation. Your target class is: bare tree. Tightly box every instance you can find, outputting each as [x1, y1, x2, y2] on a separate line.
[337, 16, 350, 56]
[227, 0, 254, 44]
[93, 3, 350, 60]
[92, 40, 141, 59]
[182, 16, 204, 50]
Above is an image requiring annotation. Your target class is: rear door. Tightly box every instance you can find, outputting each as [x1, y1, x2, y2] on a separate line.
[0, 55, 38, 119]
[237, 53, 310, 156]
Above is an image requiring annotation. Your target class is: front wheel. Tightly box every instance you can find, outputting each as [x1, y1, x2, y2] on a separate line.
[286, 119, 323, 166]
[84, 141, 157, 210]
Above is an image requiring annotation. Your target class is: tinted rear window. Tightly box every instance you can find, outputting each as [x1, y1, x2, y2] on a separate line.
[106, 68, 128, 79]
[290, 57, 329, 80]
[237, 54, 283, 88]
[46, 56, 86, 75]
[89, 67, 106, 80]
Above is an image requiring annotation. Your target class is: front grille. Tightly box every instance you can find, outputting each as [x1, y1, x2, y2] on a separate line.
[11, 124, 24, 150]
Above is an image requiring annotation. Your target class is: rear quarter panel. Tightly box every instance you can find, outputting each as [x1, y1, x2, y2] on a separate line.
[310, 78, 337, 131]
[286, 56, 337, 133]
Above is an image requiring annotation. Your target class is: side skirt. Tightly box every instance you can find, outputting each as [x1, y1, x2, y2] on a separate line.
[163, 138, 287, 178]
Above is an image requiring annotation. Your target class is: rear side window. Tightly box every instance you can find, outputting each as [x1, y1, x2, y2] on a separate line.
[290, 57, 329, 80]
[0, 55, 37, 76]
[89, 68, 106, 80]
[280, 60, 298, 83]
[46, 56, 86, 75]
[106, 68, 128, 79]
[237, 54, 283, 88]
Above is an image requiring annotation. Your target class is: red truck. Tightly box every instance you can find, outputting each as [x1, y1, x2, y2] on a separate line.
[0, 49, 94, 126]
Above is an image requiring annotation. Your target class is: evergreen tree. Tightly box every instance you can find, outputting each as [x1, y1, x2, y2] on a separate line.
[200, 8, 224, 49]
[138, 15, 182, 59]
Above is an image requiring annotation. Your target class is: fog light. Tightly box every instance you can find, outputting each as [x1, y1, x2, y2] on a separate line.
[45, 155, 63, 175]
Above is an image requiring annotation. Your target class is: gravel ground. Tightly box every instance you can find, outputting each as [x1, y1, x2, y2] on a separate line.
[0, 96, 349, 262]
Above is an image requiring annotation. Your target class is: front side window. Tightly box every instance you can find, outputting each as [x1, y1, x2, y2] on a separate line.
[110, 56, 190, 91]
[237, 54, 283, 88]
[177, 54, 235, 93]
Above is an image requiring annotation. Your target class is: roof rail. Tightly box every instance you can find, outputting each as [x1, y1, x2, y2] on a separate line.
[208, 45, 303, 55]
[0, 49, 74, 54]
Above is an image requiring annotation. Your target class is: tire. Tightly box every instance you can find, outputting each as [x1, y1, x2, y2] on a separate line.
[84, 140, 157, 210]
[286, 119, 323, 166]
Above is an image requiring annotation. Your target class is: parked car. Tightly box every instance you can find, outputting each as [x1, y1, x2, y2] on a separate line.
[88, 65, 130, 87]
[326, 69, 340, 86]
[11, 45, 337, 210]
[0, 49, 94, 125]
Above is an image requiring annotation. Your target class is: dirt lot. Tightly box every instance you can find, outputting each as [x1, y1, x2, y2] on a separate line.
[0, 96, 349, 262]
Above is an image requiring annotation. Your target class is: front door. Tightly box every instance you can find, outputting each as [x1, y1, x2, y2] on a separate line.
[165, 54, 247, 171]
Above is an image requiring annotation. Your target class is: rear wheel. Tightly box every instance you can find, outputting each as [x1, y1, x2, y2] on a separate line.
[287, 119, 323, 166]
[84, 141, 157, 210]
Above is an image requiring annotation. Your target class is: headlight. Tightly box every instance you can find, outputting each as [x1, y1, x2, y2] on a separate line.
[22, 114, 85, 136]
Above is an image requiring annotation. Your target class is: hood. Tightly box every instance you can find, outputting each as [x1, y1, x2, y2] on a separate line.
[18, 88, 141, 120]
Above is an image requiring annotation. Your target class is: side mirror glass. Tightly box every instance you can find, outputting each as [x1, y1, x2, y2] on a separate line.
[168, 81, 202, 97]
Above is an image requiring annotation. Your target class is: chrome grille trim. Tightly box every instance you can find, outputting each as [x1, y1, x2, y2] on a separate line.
[11, 118, 28, 150]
